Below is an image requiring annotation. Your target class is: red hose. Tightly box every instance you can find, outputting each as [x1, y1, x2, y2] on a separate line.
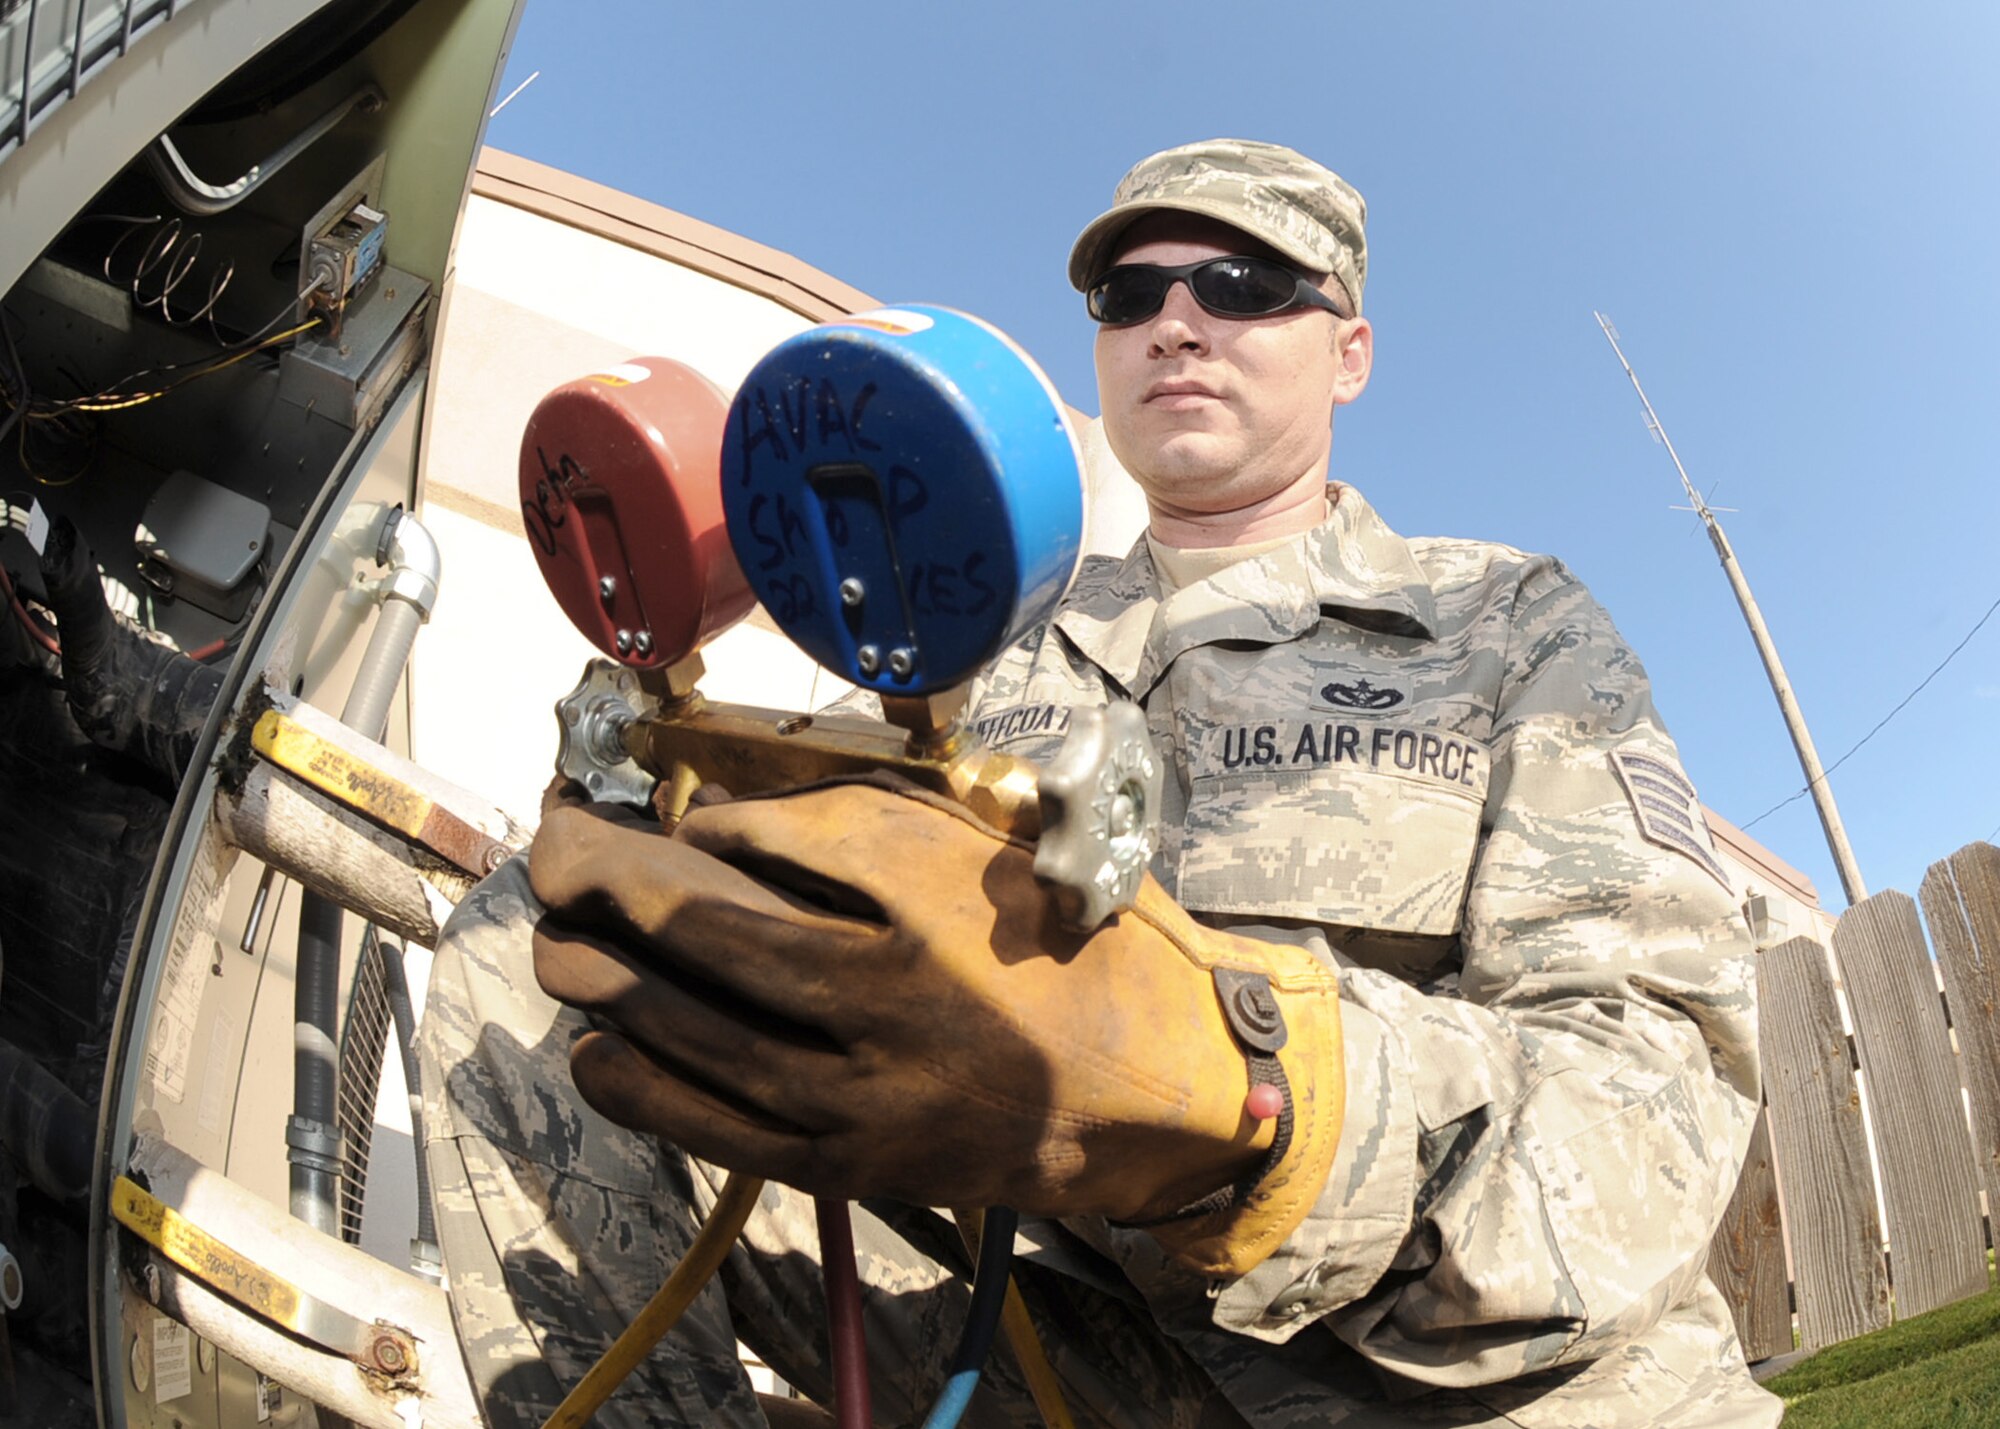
[815, 1197, 873, 1429]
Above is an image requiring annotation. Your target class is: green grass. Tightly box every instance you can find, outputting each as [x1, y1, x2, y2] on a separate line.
[1768, 1283, 2000, 1428]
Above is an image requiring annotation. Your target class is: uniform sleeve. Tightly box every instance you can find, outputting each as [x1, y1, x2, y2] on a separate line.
[1209, 560, 1761, 1389]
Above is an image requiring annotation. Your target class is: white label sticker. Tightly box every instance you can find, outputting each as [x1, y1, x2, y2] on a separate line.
[585, 362, 653, 387]
[146, 821, 235, 1103]
[25, 499, 48, 555]
[153, 1317, 192, 1403]
[834, 307, 935, 335]
[195, 1010, 234, 1135]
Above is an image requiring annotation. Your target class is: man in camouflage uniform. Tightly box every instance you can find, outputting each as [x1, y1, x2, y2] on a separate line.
[421, 139, 1780, 1426]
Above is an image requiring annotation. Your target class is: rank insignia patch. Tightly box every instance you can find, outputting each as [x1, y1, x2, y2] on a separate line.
[1609, 749, 1732, 890]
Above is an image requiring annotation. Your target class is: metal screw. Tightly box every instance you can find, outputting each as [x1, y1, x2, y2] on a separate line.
[483, 844, 511, 872]
[614, 629, 633, 655]
[633, 630, 654, 657]
[888, 647, 915, 679]
[370, 1334, 409, 1375]
[145, 1263, 162, 1304]
[598, 575, 617, 604]
[839, 577, 866, 607]
[856, 645, 881, 676]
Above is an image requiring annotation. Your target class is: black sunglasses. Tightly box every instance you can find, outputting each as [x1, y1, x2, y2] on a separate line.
[1085, 256, 1349, 325]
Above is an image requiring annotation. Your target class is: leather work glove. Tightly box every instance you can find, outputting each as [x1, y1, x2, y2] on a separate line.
[529, 777, 1346, 1278]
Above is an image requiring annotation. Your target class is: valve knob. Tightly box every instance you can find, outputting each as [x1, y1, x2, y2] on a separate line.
[554, 659, 657, 808]
[1033, 702, 1164, 930]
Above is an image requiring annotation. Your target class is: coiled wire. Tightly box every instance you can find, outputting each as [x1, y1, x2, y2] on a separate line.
[101, 215, 236, 343]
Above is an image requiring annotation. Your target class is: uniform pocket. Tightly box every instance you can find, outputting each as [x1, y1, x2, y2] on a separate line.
[1176, 718, 1489, 936]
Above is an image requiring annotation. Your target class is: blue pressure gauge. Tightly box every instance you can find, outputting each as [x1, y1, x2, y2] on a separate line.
[720, 305, 1083, 695]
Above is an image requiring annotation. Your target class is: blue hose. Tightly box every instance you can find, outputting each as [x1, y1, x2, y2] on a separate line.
[920, 1205, 1019, 1429]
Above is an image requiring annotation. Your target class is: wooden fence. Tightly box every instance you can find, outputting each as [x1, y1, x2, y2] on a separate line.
[1707, 840, 2000, 1363]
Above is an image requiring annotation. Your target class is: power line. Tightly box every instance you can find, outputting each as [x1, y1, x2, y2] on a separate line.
[1742, 591, 2000, 831]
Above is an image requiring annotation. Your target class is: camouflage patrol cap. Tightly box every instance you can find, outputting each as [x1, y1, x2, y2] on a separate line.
[1068, 138, 1368, 315]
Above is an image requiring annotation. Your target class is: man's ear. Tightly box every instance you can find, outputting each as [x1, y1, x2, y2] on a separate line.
[1331, 317, 1373, 406]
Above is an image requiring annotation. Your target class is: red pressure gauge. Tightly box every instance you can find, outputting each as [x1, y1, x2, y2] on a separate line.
[519, 358, 754, 669]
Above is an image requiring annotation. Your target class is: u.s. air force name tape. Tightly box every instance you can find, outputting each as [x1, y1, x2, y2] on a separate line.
[1194, 719, 1489, 797]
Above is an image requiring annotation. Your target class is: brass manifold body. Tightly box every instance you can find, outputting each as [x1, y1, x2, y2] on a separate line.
[556, 652, 1162, 931]
[560, 652, 1041, 830]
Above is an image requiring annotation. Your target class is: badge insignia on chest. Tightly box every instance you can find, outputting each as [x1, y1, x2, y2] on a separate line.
[1316, 677, 1405, 711]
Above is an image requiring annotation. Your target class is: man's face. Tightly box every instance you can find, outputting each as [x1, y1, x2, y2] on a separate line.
[1091, 214, 1372, 519]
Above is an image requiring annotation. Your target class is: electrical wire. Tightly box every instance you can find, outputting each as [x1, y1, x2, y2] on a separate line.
[12, 419, 91, 487]
[69, 277, 325, 401]
[0, 557, 237, 662]
[0, 305, 26, 451]
[921, 1205, 1019, 1429]
[32, 317, 320, 415]
[1741, 592, 2000, 831]
[1, 332, 94, 487]
[0, 279, 324, 443]
[3, 315, 314, 486]
[539, 1172, 765, 1429]
[816, 1197, 874, 1429]
[0, 562, 59, 655]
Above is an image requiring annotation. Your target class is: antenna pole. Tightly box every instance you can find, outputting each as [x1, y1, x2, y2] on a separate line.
[1593, 312, 1867, 905]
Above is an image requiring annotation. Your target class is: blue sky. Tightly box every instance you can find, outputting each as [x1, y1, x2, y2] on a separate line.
[486, 2, 1999, 911]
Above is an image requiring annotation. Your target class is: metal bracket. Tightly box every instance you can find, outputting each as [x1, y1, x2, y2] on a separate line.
[250, 707, 513, 877]
[111, 1176, 418, 1381]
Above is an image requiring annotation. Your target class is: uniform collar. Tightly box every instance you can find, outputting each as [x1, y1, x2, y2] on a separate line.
[1052, 484, 1438, 698]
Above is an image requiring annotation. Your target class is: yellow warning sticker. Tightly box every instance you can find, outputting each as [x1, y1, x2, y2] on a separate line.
[252, 710, 433, 842]
[112, 1177, 304, 1332]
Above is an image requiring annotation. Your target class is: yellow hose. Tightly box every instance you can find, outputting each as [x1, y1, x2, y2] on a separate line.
[541, 1172, 764, 1429]
[954, 1210, 1076, 1429]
